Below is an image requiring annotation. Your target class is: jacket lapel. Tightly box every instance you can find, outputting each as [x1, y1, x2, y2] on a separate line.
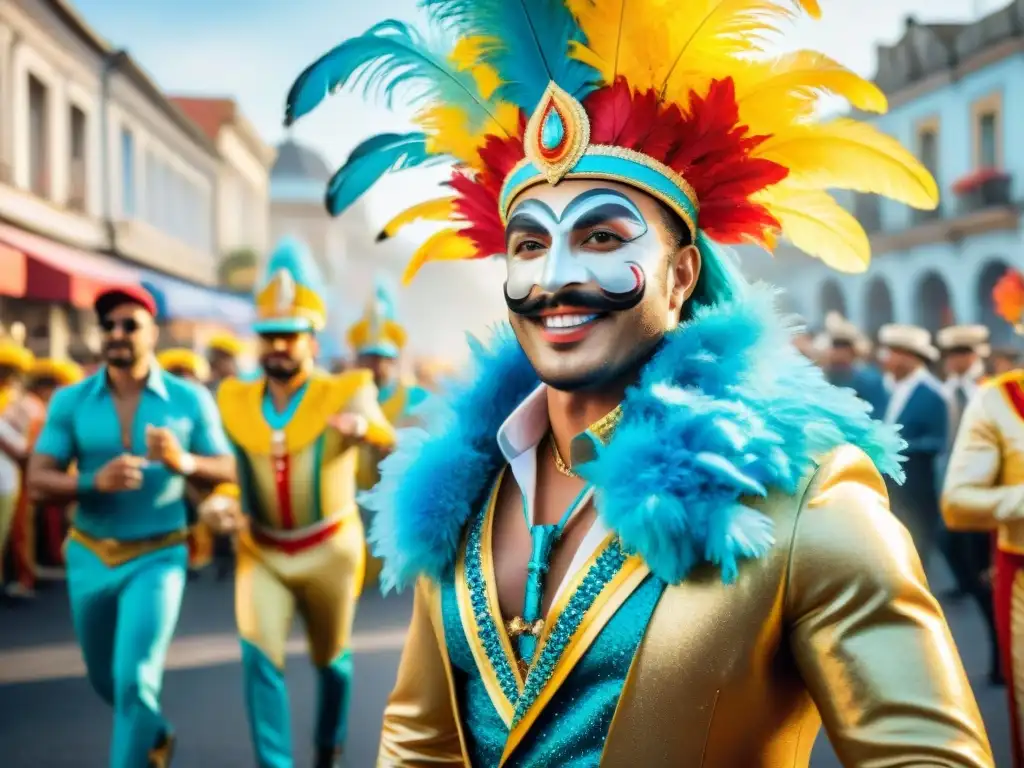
[500, 535, 649, 765]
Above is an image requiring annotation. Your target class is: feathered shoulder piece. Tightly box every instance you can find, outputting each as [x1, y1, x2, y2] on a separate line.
[285, 0, 938, 283]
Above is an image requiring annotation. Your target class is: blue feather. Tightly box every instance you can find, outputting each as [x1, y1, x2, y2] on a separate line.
[420, 0, 601, 110]
[284, 19, 503, 132]
[324, 132, 444, 217]
[366, 283, 908, 592]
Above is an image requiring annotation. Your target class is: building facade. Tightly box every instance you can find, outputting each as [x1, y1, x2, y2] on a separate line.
[752, 3, 1024, 346]
[0, 0, 255, 356]
[169, 97, 275, 271]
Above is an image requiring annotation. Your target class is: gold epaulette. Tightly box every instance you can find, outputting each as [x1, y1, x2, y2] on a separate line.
[983, 370, 1024, 390]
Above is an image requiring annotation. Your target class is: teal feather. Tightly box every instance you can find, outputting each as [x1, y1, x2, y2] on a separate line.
[284, 19, 502, 132]
[325, 132, 444, 217]
[420, 0, 601, 110]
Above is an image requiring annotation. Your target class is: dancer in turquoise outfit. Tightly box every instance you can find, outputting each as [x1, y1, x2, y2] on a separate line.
[28, 285, 236, 768]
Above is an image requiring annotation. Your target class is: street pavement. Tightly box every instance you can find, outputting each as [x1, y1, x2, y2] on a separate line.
[0, 561, 1012, 767]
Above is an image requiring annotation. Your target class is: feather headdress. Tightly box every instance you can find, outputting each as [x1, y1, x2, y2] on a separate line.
[285, 0, 937, 283]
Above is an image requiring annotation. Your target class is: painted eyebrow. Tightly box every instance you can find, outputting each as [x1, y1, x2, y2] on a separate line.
[570, 203, 644, 232]
[561, 188, 644, 221]
[505, 212, 551, 246]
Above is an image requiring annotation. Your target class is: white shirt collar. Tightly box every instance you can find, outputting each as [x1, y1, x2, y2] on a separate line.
[493, 383, 612, 605]
[884, 365, 929, 424]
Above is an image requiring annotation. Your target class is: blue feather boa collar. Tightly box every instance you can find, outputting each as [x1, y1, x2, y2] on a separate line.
[365, 286, 905, 592]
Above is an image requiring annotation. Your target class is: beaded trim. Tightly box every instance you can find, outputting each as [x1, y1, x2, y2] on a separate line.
[464, 503, 522, 707]
[511, 539, 627, 726]
[499, 145, 700, 236]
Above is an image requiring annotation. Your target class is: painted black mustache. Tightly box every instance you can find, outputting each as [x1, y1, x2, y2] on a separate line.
[504, 279, 646, 318]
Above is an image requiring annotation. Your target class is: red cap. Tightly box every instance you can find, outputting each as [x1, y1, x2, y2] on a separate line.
[94, 284, 158, 319]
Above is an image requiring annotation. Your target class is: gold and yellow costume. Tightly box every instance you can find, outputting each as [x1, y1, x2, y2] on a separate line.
[209, 238, 396, 766]
[944, 371, 1024, 765]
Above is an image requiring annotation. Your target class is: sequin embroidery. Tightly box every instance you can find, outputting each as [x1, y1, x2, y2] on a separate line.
[512, 540, 628, 727]
[465, 501, 522, 707]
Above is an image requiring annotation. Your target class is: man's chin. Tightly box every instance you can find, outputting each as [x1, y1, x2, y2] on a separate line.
[105, 356, 134, 369]
[264, 367, 299, 382]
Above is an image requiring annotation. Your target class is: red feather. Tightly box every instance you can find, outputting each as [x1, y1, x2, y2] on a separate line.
[448, 77, 791, 254]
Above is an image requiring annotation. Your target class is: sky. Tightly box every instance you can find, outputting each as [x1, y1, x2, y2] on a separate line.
[71, 0, 1003, 227]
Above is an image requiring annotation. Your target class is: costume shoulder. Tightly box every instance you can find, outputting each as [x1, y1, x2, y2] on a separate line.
[787, 445, 902, 597]
[216, 375, 266, 448]
[984, 369, 1024, 390]
[216, 374, 263, 410]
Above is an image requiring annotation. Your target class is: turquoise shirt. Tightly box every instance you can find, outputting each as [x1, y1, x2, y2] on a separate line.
[35, 365, 232, 541]
[442, 489, 665, 766]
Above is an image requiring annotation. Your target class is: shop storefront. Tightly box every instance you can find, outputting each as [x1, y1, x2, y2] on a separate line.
[0, 223, 141, 358]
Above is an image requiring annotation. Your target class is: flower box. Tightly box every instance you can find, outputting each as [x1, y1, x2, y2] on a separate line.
[953, 168, 1012, 212]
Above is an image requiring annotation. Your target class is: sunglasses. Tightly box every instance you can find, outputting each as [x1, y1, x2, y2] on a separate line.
[100, 317, 141, 334]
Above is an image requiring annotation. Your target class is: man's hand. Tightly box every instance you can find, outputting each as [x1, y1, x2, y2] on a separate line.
[94, 455, 146, 493]
[198, 493, 245, 535]
[328, 413, 369, 440]
[145, 426, 190, 474]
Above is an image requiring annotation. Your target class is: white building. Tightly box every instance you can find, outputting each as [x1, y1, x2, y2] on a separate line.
[0, 0, 254, 355]
[169, 96, 275, 262]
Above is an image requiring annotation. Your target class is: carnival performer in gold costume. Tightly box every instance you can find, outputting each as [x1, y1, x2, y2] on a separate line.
[944, 270, 1024, 766]
[286, 0, 992, 764]
[198, 237, 395, 768]
[348, 278, 430, 431]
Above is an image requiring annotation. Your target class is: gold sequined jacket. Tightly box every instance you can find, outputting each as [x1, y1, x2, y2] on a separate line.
[379, 446, 993, 767]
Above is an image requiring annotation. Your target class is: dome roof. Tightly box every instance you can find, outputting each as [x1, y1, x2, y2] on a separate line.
[271, 139, 332, 203]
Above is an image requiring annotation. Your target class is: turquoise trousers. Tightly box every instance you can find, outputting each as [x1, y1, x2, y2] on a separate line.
[66, 540, 187, 768]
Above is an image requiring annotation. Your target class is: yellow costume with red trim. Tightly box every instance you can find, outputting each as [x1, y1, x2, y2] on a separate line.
[207, 237, 396, 766]
[944, 370, 1024, 765]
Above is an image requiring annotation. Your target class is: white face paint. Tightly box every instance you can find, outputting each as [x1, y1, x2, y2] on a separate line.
[504, 188, 662, 304]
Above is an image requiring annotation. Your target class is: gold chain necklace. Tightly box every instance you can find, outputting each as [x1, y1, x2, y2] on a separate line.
[550, 434, 577, 478]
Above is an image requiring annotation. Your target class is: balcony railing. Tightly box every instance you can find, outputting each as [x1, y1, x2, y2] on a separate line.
[956, 171, 1013, 215]
[912, 205, 943, 225]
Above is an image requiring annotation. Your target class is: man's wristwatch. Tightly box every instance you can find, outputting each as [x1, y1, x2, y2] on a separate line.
[177, 453, 197, 477]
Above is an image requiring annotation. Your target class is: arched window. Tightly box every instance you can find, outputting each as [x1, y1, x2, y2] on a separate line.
[914, 271, 954, 333]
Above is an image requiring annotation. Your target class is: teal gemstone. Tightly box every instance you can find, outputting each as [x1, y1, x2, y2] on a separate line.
[540, 108, 565, 151]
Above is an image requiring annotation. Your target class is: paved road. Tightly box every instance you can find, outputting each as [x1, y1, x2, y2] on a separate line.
[0, 563, 1012, 767]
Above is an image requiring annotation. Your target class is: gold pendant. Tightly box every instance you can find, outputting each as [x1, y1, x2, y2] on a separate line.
[506, 615, 545, 638]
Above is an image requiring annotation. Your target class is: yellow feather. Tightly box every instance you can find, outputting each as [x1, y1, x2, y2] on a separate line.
[402, 229, 478, 285]
[756, 186, 870, 272]
[419, 101, 520, 168]
[753, 118, 939, 210]
[731, 51, 887, 132]
[659, 0, 795, 102]
[569, 0, 679, 91]
[416, 37, 519, 168]
[378, 198, 456, 241]
[795, 0, 821, 18]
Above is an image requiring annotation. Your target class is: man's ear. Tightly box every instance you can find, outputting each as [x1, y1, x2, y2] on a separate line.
[669, 243, 701, 313]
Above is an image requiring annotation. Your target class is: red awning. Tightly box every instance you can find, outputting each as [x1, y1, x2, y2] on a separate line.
[0, 223, 140, 308]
